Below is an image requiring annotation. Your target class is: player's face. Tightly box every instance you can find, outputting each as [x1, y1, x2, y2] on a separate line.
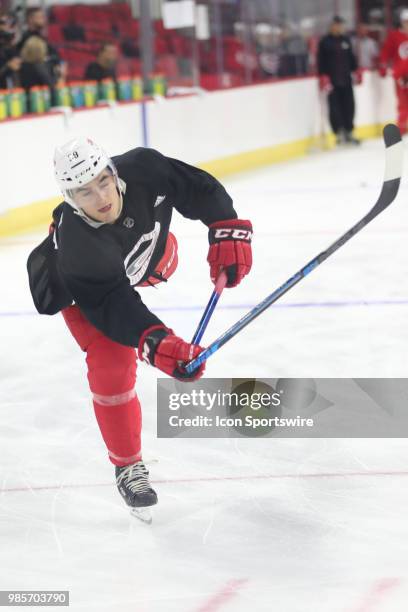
[330, 22, 344, 36]
[72, 169, 121, 224]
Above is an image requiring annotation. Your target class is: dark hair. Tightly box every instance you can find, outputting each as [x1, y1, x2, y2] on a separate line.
[99, 42, 116, 53]
[332, 15, 345, 24]
[25, 7, 43, 21]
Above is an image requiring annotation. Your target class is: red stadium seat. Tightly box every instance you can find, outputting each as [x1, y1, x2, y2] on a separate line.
[86, 31, 112, 43]
[154, 37, 169, 55]
[128, 58, 142, 75]
[71, 5, 96, 23]
[93, 6, 111, 22]
[47, 24, 64, 44]
[50, 5, 72, 23]
[63, 46, 96, 81]
[167, 34, 192, 57]
[154, 20, 166, 35]
[111, 3, 132, 21]
[115, 19, 139, 38]
[128, 19, 140, 37]
[155, 55, 178, 78]
[57, 47, 69, 62]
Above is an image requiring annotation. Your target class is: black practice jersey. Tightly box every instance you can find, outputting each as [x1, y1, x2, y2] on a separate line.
[27, 147, 236, 347]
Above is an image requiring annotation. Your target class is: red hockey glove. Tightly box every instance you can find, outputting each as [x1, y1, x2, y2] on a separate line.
[319, 75, 332, 92]
[378, 65, 387, 78]
[138, 325, 205, 381]
[353, 69, 363, 85]
[207, 219, 253, 288]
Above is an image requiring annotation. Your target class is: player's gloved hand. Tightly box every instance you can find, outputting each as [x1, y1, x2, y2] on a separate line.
[207, 218, 253, 288]
[378, 65, 387, 78]
[319, 74, 332, 92]
[138, 325, 205, 381]
[353, 68, 363, 85]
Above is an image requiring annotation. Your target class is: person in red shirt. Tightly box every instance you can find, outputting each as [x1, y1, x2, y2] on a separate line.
[379, 8, 408, 134]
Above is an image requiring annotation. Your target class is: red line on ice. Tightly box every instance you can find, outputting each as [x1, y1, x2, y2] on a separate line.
[2, 470, 408, 494]
[196, 578, 248, 612]
[350, 578, 402, 612]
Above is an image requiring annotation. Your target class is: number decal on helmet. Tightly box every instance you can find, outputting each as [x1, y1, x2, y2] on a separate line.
[68, 151, 79, 162]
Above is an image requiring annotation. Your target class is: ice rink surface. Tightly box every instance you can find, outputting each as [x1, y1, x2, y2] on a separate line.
[1, 136, 408, 611]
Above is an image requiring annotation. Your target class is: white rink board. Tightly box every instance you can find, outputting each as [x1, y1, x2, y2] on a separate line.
[0, 73, 397, 214]
[1, 103, 145, 211]
[147, 79, 322, 163]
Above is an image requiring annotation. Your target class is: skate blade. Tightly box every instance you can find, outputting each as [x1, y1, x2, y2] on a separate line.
[130, 507, 152, 524]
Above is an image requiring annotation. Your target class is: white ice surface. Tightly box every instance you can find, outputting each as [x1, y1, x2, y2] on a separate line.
[1, 137, 408, 611]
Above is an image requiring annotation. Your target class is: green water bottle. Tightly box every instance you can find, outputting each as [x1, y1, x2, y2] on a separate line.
[117, 76, 132, 101]
[99, 78, 116, 101]
[69, 81, 85, 108]
[0, 90, 8, 120]
[55, 84, 71, 107]
[42, 86, 51, 111]
[131, 76, 143, 100]
[18, 88, 27, 114]
[149, 73, 167, 96]
[29, 86, 45, 113]
[7, 88, 23, 117]
[83, 80, 97, 107]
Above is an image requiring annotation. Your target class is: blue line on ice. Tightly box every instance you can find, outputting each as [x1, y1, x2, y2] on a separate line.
[1, 299, 408, 317]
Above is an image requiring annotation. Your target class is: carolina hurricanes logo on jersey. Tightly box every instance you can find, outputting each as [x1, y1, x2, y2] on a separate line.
[399, 41, 408, 59]
[124, 222, 160, 286]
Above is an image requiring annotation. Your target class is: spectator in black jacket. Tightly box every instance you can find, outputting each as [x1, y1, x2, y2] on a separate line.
[318, 16, 362, 145]
[0, 11, 21, 89]
[18, 7, 61, 77]
[84, 43, 118, 82]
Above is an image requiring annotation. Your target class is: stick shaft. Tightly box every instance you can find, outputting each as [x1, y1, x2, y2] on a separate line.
[191, 271, 228, 344]
[185, 125, 402, 373]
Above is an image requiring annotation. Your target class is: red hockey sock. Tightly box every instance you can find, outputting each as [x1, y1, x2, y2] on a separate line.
[62, 305, 142, 466]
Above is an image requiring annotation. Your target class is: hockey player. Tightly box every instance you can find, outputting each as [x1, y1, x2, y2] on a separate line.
[379, 8, 408, 134]
[27, 138, 253, 518]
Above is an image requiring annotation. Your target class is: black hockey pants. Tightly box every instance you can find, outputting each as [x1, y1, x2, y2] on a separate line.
[328, 84, 355, 134]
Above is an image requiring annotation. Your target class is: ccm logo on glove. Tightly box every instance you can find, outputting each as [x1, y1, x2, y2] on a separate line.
[208, 218, 253, 288]
[213, 228, 253, 241]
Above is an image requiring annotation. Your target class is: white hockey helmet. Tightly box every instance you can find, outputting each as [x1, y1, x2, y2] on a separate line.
[54, 137, 118, 209]
[401, 8, 408, 22]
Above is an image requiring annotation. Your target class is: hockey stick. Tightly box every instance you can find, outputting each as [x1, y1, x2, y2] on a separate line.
[191, 271, 228, 344]
[185, 124, 403, 374]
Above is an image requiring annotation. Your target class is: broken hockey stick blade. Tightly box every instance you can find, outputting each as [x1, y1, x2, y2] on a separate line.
[185, 123, 403, 374]
[191, 271, 228, 344]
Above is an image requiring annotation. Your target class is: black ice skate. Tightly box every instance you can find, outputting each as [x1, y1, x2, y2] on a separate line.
[116, 461, 158, 523]
[344, 131, 361, 145]
[336, 130, 346, 146]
